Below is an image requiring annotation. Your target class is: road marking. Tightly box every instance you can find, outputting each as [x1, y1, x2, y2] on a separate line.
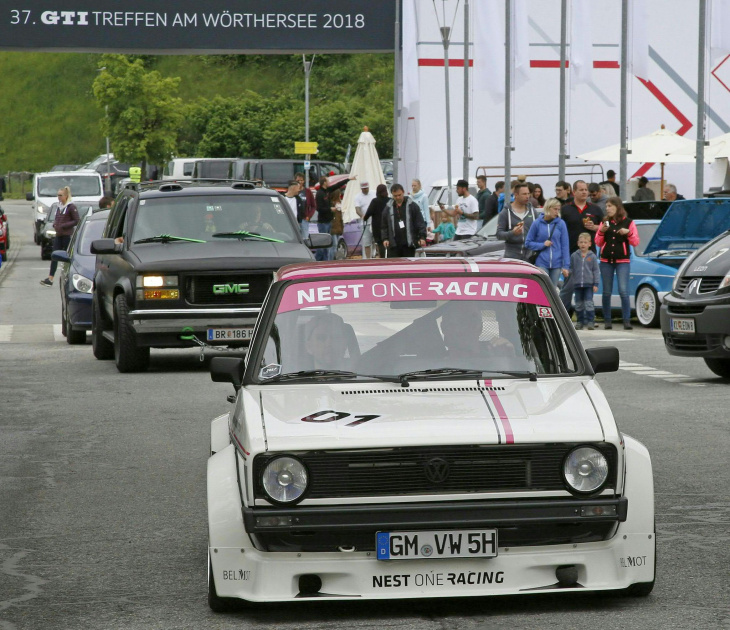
[618, 361, 705, 387]
[53, 324, 64, 342]
[0, 324, 65, 343]
[0, 325, 12, 341]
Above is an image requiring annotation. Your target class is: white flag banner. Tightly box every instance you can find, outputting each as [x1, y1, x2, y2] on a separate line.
[629, 0, 650, 81]
[402, 0, 420, 108]
[711, 0, 730, 61]
[474, 0, 505, 102]
[570, 0, 593, 86]
[513, 0, 531, 89]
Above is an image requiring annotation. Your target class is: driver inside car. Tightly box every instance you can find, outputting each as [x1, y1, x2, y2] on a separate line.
[239, 206, 274, 234]
[440, 303, 516, 363]
[303, 313, 360, 371]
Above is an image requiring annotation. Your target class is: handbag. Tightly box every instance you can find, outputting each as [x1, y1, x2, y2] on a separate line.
[331, 207, 344, 236]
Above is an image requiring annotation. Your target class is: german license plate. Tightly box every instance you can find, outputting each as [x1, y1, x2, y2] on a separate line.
[207, 327, 253, 341]
[376, 530, 498, 561]
[670, 318, 695, 333]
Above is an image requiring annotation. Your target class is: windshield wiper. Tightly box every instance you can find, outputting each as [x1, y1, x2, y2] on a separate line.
[267, 369, 359, 382]
[212, 230, 284, 243]
[133, 234, 206, 244]
[396, 368, 537, 387]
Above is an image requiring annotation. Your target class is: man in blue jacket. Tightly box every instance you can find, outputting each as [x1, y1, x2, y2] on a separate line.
[525, 198, 570, 286]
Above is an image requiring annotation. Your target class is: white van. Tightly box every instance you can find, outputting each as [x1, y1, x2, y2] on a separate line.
[162, 157, 199, 180]
[27, 171, 104, 243]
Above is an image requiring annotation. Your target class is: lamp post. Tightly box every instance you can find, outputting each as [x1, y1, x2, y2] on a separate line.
[97, 67, 112, 195]
[303, 55, 315, 190]
[441, 25, 453, 207]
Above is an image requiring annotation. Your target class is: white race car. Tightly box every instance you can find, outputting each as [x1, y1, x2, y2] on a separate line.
[207, 257, 655, 610]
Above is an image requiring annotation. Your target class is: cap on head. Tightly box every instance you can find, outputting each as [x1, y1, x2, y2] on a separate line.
[360, 181, 369, 189]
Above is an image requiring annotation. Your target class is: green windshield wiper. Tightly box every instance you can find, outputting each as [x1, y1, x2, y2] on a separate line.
[267, 369, 359, 382]
[212, 230, 284, 243]
[133, 234, 206, 244]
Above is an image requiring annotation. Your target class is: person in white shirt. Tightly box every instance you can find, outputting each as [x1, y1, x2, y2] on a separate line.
[443, 179, 479, 240]
[355, 181, 376, 258]
[283, 180, 303, 223]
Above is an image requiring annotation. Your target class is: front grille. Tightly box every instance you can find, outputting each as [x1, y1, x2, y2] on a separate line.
[676, 277, 691, 292]
[184, 273, 271, 305]
[255, 521, 616, 553]
[253, 444, 618, 500]
[698, 277, 724, 293]
[667, 304, 705, 315]
[665, 334, 723, 352]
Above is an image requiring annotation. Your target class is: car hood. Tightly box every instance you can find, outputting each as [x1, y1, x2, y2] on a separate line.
[420, 237, 504, 256]
[679, 231, 730, 276]
[257, 378, 605, 451]
[643, 199, 730, 258]
[127, 240, 314, 272]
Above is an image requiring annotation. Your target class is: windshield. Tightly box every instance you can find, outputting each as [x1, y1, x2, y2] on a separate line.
[38, 175, 101, 198]
[131, 195, 299, 243]
[77, 217, 108, 255]
[634, 223, 657, 257]
[255, 276, 577, 381]
[477, 213, 500, 238]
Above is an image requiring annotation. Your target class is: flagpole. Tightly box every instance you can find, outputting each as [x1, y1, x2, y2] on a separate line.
[559, 0, 567, 182]
[696, 0, 707, 198]
[504, 0, 512, 190]
[463, 0, 470, 180]
[620, 0, 628, 200]
[441, 25, 454, 207]
[393, 0, 401, 186]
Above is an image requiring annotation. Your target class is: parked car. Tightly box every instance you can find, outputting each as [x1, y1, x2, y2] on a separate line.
[231, 159, 346, 191]
[51, 209, 110, 344]
[50, 164, 83, 172]
[90, 180, 332, 373]
[79, 153, 115, 171]
[162, 157, 199, 180]
[206, 256, 655, 610]
[0, 205, 9, 261]
[657, 199, 730, 377]
[38, 203, 95, 260]
[418, 213, 503, 258]
[27, 171, 103, 244]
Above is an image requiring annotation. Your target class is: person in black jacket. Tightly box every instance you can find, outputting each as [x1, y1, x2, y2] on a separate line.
[314, 174, 355, 261]
[364, 184, 390, 258]
[381, 184, 427, 257]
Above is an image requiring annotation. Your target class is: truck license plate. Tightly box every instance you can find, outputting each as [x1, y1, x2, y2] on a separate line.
[376, 530, 498, 561]
[207, 327, 253, 341]
[670, 318, 695, 333]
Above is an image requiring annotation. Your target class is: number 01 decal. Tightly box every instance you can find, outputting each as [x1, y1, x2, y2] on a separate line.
[301, 410, 380, 427]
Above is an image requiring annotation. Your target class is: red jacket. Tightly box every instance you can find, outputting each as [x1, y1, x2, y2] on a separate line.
[52, 203, 80, 237]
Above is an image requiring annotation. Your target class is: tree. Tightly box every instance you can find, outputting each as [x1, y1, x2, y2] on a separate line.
[92, 55, 183, 168]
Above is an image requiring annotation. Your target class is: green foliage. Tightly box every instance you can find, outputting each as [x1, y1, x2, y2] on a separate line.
[93, 55, 183, 166]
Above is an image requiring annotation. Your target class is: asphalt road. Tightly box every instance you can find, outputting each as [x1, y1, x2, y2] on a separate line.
[1, 200, 728, 629]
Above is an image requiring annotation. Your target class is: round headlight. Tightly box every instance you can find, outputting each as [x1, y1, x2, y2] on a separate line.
[563, 446, 609, 494]
[72, 273, 93, 294]
[261, 456, 308, 504]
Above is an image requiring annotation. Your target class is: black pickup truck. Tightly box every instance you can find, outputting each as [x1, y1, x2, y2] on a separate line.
[90, 180, 331, 372]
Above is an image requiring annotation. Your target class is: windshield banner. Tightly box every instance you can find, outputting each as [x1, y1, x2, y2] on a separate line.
[278, 277, 550, 313]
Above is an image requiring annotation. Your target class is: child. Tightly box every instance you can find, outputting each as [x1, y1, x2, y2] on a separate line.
[570, 232, 600, 330]
[432, 213, 456, 243]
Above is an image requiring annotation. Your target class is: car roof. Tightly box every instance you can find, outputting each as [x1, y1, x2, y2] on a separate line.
[87, 209, 111, 222]
[275, 257, 543, 282]
[129, 180, 280, 198]
[36, 171, 102, 177]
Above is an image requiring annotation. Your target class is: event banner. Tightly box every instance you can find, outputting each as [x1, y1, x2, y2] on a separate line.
[1, 0, 396, 53]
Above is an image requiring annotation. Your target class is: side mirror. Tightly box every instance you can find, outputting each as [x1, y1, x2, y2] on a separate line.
[306, 233, 334, 248]
[51, 250, 71, 263]
[26, 192, 35, 201]
[90, 238, 120, 255]
[210, 357, 244, 390]
[585, 347, 620, 374]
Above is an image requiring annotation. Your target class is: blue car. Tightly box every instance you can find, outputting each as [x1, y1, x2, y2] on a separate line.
[52, 209, 110, 344]
[595, 219, 678, 327]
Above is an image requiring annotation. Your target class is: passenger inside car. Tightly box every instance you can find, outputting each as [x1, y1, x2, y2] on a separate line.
[303, 313, 360, 371]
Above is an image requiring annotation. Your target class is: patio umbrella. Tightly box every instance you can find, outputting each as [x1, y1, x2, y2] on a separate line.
[576, 125, 700, 196]
[340, 127, 386, 224]
[664, 130, 730, 161]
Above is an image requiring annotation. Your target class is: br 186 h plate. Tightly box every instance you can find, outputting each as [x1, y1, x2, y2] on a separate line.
[377, 529, 498, 561]
[207, 327, 254, 341]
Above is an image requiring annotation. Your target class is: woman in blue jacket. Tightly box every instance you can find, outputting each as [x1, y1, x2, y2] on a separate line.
[525, 197, 570, 286]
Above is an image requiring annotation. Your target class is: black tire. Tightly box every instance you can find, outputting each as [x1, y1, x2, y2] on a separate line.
[113, 293, 150, 373]
[335, 237, 348, 260]
[704, 358, 730, 379]
[635, 285, 660, 327]
[92, 294, 114, 360]
[61, 307, 67, 337]
[208, 555, 242, 613]
[65, 306, 86, 345]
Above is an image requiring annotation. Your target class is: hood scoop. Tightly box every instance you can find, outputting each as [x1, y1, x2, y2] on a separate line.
[340, 385, 505, 395]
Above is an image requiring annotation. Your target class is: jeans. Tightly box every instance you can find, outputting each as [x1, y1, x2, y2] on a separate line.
[300, 220, 310, 241]
[600, 261, 631, 322]
[49, 234, 71, 277]
[315, 222, 332, 261]
[386, 245, 416, 258]
[539, 266, 562, 287]
[574, 286, 596, 324]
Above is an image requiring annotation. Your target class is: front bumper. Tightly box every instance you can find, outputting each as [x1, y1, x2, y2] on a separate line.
[67, 293, 92, 329]
[660, 299, 730, 358]
[127, 307, 260, 348]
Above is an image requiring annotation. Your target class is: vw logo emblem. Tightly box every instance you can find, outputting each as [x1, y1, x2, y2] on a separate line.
[424, 457, 450, 484]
